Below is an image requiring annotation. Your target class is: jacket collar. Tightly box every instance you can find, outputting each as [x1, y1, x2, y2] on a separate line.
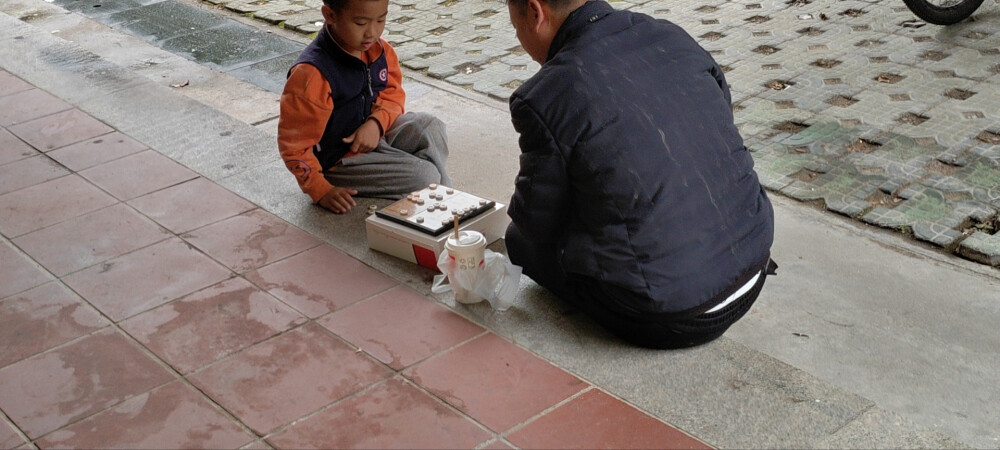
[546, 0, 614, 61]
[319, 25, 385, 64]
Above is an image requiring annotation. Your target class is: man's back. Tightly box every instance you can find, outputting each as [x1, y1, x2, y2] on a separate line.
[508, 1, 774, 313]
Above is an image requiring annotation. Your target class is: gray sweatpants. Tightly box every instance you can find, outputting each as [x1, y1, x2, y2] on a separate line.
[325, 112, 451, 200]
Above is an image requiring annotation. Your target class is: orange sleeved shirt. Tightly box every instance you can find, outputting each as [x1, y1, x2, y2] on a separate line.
[277, 38, 405, 202]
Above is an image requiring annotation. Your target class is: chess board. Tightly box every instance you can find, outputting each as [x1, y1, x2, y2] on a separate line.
[374, 184, 497, 236]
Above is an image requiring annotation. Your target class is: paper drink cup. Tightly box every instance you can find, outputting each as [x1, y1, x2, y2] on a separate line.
[445, 230, 486, 304]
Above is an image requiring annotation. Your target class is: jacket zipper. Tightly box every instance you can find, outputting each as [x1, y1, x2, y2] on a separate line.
[363, 64, 373, 116]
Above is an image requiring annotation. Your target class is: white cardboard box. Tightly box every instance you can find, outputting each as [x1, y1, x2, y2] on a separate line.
[365, 201, 509, 271]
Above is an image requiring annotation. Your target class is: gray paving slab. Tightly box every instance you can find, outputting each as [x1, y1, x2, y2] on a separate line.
[104, 0, 227, 44]
[225, 51, 300, 94]
[815, 407, 968, 449]
[50, 0, 146, 18]
[160, 21, 303, 71]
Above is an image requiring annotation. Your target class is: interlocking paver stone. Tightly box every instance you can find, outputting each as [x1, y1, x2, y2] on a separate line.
[958, 231, 1000, 266]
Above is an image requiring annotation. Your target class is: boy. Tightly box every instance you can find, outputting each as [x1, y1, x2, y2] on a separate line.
[278, 0, 451, 214]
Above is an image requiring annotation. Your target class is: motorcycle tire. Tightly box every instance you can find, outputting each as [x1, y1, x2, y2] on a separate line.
[902, 0, 985, 25]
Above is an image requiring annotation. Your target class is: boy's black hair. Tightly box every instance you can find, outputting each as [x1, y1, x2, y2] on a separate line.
[323, 0, 385, 14]
[322, 0, 349, 14]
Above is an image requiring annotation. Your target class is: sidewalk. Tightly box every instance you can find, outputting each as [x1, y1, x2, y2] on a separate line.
[0, 64, 715, 450]
[2, 0, 1000, 449]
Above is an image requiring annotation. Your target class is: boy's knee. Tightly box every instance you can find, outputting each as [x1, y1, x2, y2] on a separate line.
[398, 160, 442, 191]
[401, 112, 446, 136]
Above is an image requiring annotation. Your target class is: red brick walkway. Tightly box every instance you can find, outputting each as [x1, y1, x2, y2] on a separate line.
[0, 69, 710, 449]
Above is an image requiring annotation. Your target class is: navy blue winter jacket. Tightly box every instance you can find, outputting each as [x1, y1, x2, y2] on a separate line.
[508, 1, 774, 314]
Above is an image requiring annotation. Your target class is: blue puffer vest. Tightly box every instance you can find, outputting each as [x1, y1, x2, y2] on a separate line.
[291, 28, 388, 170]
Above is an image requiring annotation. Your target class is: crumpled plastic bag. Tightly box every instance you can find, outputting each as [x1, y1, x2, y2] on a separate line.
[432, 249, 522, 311]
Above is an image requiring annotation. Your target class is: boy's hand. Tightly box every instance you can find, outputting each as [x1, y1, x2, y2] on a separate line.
[318, 186, 358, 214]
[343, 119, 381, 154]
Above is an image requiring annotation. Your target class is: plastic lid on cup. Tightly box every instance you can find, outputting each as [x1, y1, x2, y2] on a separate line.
[448, 230, 485, 246]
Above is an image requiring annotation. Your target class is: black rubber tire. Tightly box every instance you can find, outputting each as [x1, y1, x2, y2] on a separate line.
[902, 0, 985, 25]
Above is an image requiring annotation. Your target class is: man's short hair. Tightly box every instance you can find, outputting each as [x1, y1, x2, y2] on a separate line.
[506, 0, 578, 13]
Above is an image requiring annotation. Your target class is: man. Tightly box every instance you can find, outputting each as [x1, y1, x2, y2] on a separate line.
[503, 0, 776, 348]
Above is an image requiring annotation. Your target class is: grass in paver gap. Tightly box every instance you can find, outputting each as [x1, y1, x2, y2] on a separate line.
[782, 161, 884, 218]
[951, 157, 1000, 209]
[861, 185, 962, 246]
